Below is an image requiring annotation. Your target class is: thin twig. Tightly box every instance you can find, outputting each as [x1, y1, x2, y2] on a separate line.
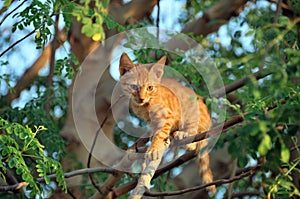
[230, 191, 260, 198]
[87, 95, 125, 193]
[45, 14, 59, 114]
[0, 0, 27, 26]
[0, 167, 117, 192]
[0, 182, 29, 192]
[226, 159, 238, 199]
[0, 29, 36, 57]
[37, 167, 117, 182]
[144, 165, 260, 196]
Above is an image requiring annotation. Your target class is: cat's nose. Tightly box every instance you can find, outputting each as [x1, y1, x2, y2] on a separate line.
[139, 90, 146, 101]
[139, 94, 145, 101]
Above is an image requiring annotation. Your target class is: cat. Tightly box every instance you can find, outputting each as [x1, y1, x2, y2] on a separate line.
[119, 52, 216, 193]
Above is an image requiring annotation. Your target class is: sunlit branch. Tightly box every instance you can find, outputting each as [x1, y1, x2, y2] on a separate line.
[211, 70, 272, 98]
[144, 165, 260, 197]
[3, 28, 66, 102]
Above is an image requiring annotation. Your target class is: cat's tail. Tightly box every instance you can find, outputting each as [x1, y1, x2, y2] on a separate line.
[196, 140, 216, 194]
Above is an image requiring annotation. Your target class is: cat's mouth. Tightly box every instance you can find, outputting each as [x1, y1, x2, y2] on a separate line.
[133, 97, 150, 106]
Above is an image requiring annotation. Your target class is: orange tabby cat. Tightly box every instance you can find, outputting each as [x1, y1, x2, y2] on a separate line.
[119, 52, 216, 193]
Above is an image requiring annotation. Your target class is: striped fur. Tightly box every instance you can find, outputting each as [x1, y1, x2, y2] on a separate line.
[119, 53, 216, 193]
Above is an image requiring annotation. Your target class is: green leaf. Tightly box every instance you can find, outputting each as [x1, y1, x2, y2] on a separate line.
[280, 145, 290, 163]
[22, 172, 31, 182]
[81, 23, 94, 37]
[16, 167, 23, 175]
[4, 0, 12, 7]
[44, 175, 50, 184]
[8, 157, 17, 168]
[258, 134, 272, 156]
[258, 121, 269, 133]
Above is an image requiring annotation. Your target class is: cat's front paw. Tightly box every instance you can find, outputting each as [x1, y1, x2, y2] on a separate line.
[173, 131, 189, 140]
[145, 147, 164, 161]
[145, 139, 170, 161]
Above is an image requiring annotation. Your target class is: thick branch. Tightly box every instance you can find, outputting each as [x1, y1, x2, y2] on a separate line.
[211, 70, 272, 98]
[182, 0, 249, 37]
[112, 116, 244, 198]
[0, 113, 257, 196]
[89, 133, 151, 199]
[4, 28, 66, 102]
[165, 0, 250, 52]
[109, 0, 157, 25]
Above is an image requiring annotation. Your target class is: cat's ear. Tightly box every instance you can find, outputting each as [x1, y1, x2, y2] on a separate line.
[150, 56, 166, 80]
[157, 55, 167, 65]
[119, 53, 135, 76]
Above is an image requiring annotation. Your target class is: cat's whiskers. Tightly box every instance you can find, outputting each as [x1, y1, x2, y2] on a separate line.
[119, 52, 216, 194]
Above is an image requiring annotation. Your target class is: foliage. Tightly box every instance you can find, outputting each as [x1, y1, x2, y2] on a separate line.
[0, 117, 66, 198]
[55, 52, 79, 79]
[0, 0, 300, 198]
[200, 1, 300, 197]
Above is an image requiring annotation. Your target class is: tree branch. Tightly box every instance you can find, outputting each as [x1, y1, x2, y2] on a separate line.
[111, 116, 245, 198]
[182, 0, 249, 37]
[3, 28, 66, 102]
[37, 167, 117, 182]
[0, 182, 29, 192]
[87, 95, 126, 194]
[0, 29, 36, 58]
[45, 14, 59, 114]
[0, 0, 27, 26]
[91, 64, 270, 198]
[144, 165, 260, 197]
[230, 191, 260, 198]
[0, 167, 116, 192]
[211, 70, 272, 98]
[89, 132, 151, 199]
[109, 0, 157, 25]
[112, 99, 281, 198]
[164, 0, 250, 52]
[0, 112, 261, 196]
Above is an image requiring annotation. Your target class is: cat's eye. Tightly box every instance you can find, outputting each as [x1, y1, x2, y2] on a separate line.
[130, 84, 140, 91]
[147, 85, 154, 91]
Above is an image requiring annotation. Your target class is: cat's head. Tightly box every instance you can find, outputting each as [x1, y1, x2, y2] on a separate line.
[119, 52, 166, 105]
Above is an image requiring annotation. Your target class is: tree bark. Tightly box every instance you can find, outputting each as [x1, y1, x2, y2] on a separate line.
[4, 29, 66, 102]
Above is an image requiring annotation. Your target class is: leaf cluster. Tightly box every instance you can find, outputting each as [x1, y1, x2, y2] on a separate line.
[0, 118, 66, 198]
